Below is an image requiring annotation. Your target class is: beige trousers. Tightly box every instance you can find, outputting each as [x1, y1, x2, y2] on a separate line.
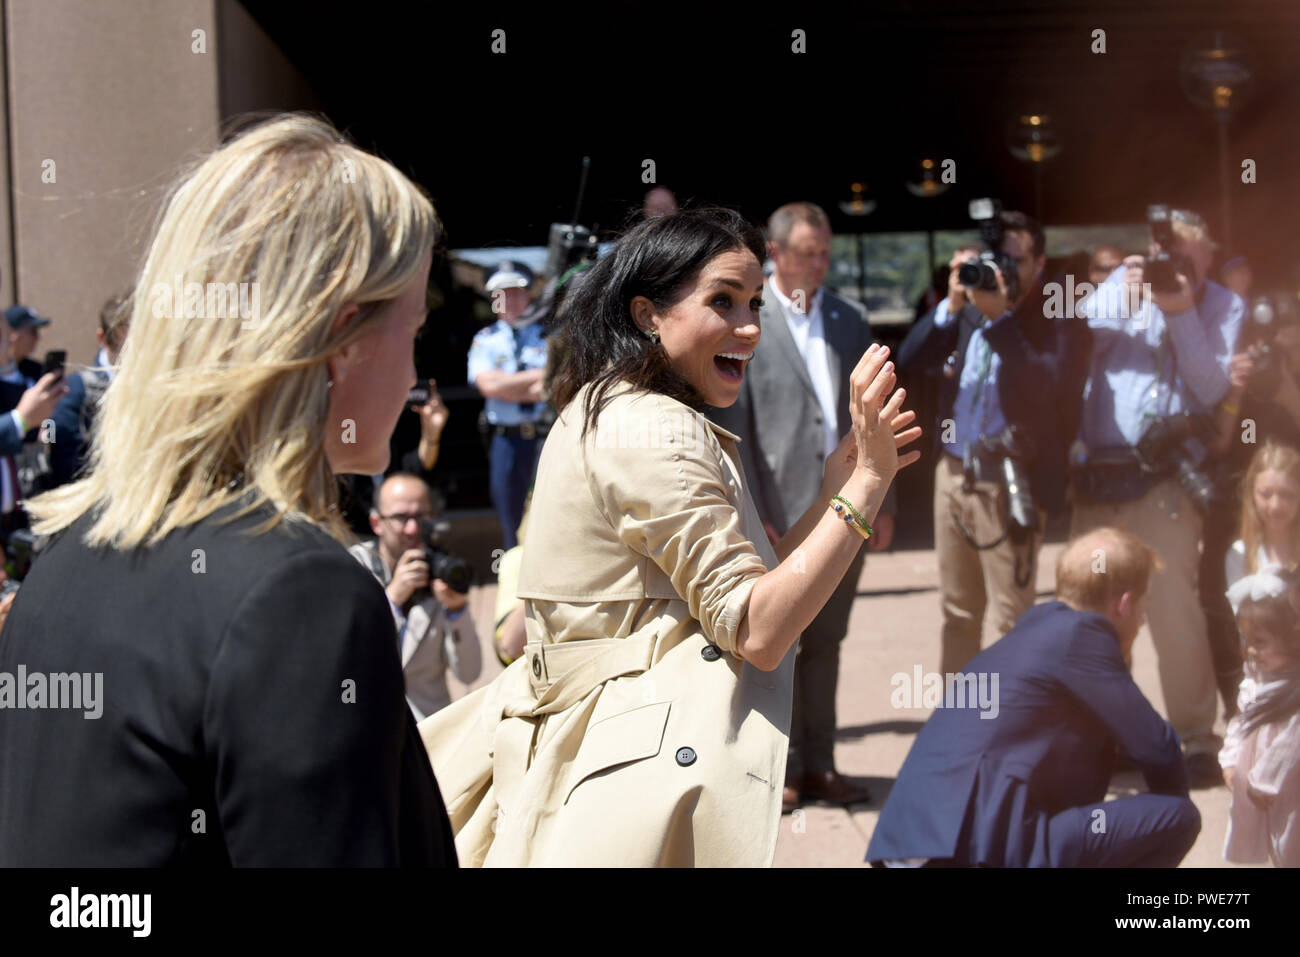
[934, 455, 1040, 675]
[1070, 479, 1220, 755]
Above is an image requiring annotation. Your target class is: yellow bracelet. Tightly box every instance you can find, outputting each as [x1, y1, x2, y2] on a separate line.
[829, 497, 872, 539]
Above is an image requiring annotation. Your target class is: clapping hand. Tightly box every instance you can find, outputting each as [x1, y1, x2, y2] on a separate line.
[822, 344, 922, 494]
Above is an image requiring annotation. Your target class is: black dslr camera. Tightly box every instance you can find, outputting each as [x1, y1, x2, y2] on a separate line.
[962, 425, 1040, 544]
[417, 518, 473, 595]
[1145, 205, 1199, 296]
[957, 198, 1023, 305]
[1134, 412, 1219, 514]
[1243, 295, 1300, 401]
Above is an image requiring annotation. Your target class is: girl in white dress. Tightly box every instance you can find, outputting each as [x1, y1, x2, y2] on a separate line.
[1219, 568, 1300, 866]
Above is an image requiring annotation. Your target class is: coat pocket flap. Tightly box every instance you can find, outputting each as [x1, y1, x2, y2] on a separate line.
[564, 700, 671, 805]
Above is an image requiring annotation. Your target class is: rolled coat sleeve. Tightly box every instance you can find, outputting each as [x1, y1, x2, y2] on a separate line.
[584, 407, 768, 655]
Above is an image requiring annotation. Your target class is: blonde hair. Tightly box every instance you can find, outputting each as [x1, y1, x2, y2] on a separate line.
[1055, 526, 1162, 613]
[1240, 440, 1300, 574]
[27, 113, 439, 548]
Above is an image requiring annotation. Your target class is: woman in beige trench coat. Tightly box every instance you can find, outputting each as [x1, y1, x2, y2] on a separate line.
[420, 208, 921, 866]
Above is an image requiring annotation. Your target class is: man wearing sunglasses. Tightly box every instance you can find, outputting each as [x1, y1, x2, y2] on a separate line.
[349, 473, 482, 721]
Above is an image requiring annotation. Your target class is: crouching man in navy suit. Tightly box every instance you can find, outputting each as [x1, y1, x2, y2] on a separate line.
[867, 527, 1201, 867]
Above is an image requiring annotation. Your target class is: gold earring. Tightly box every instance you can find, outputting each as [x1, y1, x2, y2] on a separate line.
[643, 327, 660, 343]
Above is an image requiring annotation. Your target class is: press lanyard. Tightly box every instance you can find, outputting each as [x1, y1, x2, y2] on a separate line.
[1137, 328, 1174, 433]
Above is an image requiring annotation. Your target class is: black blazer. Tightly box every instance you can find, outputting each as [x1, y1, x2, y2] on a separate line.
[0, 496, 457, 866]
[896, 280, 1092, 516]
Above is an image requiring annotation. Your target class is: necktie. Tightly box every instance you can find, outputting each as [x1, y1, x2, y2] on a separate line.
[513, 326, 536, 416]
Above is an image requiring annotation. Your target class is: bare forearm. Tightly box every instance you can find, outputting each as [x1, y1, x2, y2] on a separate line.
[475, 369, 544, 403]
[738, 471, 889, 670]
[417, 437, 440, 470]
[773, 486, 833, 563]
[1212, 386, 1245, 455]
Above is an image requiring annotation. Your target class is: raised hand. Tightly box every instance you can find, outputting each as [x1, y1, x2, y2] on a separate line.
[846, 344, 923, 486]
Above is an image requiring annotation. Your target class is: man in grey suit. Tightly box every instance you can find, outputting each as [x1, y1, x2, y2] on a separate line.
[708, 201, 893, 812]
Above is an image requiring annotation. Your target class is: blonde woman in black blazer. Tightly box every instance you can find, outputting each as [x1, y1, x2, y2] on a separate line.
[0, 115, 455, 866]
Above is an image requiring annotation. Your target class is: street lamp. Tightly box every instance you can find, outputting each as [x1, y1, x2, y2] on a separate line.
[1179, 30, 1254, 250]
[1006, 113, 1061, 221]
[906, 157, 952, 283]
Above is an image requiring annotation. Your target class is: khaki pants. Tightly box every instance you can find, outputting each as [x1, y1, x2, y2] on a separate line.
[1070, 480, 1220, 755]
[934, 455, 1040, 675]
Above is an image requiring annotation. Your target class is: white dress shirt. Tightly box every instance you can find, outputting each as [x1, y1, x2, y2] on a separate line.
[768, 278, 839, 458]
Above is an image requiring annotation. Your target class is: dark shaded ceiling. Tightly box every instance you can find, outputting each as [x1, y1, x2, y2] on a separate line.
[241, 0, 1300, 278]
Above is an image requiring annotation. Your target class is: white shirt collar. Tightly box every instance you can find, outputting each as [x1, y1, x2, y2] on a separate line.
[768, 275, 823, 320]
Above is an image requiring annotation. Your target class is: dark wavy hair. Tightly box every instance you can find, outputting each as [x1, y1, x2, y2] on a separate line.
[1236, 579, 1300, 736]
[548, 206, 767, 440]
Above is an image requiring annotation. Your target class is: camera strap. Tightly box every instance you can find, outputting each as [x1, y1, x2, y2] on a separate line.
[950, 505, 1038, 588]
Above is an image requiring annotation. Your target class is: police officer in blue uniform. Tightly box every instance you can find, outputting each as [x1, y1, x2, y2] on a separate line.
[468, 261, 548, 550]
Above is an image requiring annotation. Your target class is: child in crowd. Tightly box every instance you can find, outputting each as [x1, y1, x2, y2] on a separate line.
[1219, 568, 1300, 866]
[1226, 441, 1300, 588]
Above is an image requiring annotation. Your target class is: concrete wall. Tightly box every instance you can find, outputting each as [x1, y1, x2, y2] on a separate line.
[0, 0, 320, 366]
[4, 0, 222, 365]
[215, 0, 320, 122]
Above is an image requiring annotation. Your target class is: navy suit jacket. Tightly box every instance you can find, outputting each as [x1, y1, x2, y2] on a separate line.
[47, 371, 90, 487]
[0, 380, 26, 456]
[866, 601, 1187, 867]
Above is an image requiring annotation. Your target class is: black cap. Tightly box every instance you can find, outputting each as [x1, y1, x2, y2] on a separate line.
[4, 305, 51, 331]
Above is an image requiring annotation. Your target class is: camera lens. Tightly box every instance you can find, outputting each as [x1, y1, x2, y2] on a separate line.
[957, 261, 985, 288]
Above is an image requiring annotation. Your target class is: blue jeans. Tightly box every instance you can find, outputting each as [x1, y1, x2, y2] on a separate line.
[489, 432, 539, 551]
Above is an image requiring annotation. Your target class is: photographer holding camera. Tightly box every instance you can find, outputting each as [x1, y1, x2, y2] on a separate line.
[903, 204, 1088, 674]
[349, 472, 481, 722]
[1071, 208, 1244, 785]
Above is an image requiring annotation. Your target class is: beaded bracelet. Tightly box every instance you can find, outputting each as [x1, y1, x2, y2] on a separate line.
[830, 495, 874, 539]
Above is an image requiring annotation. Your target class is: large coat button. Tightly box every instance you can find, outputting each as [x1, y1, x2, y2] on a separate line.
[701, 644, 722, 661]
[676, 747, 697, 766]
[531, 655, 542, 678]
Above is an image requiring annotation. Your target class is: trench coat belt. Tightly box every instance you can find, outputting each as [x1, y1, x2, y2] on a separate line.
[522, 635, 658, 714]
[488, 635, 660, 815]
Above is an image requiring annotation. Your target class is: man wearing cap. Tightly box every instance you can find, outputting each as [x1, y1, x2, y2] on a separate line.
[468, 261, 548, 551]
[4, 305, 50, 386]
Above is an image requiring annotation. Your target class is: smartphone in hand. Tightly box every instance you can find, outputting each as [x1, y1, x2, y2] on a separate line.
[42, 350, 67, 382]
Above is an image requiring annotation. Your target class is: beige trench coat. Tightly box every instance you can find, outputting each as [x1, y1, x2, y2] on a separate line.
[418, 380, 795, 866]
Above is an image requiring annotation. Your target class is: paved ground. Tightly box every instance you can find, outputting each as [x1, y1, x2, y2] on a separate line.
[447, 540, 1250, 868]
